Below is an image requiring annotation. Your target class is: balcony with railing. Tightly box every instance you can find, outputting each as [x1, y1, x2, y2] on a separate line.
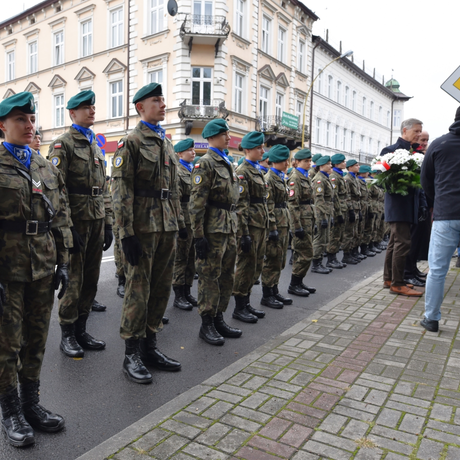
[256, 115, 309, 149]
[178, 99, 229, 135]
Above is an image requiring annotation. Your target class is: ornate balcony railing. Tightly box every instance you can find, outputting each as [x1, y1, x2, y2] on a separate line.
[256, 115, 309, 143]
[180, 15, 231, 37]
[178, 99, 229, 120]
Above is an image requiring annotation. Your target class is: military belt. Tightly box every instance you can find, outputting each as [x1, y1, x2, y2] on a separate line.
[299, 199, 313, 205]
[274, 202, 287, 208]
[0, 220, 52, 235]
[207, 199, 236, 212]
[68, 186, 103, 197]
[180, 195, 190, 203]
[249, 196, 267, 204]
[134, 188, 172, 200]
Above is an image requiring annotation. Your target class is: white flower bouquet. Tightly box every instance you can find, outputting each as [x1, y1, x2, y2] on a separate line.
[371, 149, 424, 196]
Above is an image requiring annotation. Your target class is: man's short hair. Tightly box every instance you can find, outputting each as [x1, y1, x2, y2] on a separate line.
[400, 118, 423, 134]
[455, 106, 460, 121]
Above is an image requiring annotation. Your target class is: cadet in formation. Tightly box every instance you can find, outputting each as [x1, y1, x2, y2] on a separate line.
[358, 165, 377, 258]
[112, 82, 183, 384]
[0, 92, 70, 447]
[49, 91, 113, 358]
[190, 118, 242, 346]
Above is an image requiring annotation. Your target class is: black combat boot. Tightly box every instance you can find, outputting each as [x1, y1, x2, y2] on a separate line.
[342, 252, 359, 265]
[0, 389, 35, 447]
[123, 338, 153, 384]
[199, 315, 225, 346]
[173, 285, 193, 311]
[369, 242, 382, 254]
[75, 315, 106, 350]
[311, 258, 330, 274]
[60, 324, 84, 358]
[233, 296, 258, 322]
[245, 294, 266, 318]
[288, 275, 310, 297]
[273, 285, 293, 305]
[91, 299, 107, 312]
[361, 244, 376, 257]
[260, 287, 284, 309]
[326, 253, 344, 269]
[353, 247, 366, 260]
[139, 332, 181, 371]
[184, 285, 198, 306]
[300, 282, 316, 293]
[214, 312, 242, 338]
[20, 381, 64, 432]
[117, 274, 126, 298]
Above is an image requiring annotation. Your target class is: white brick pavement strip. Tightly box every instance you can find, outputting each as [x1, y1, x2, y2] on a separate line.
[76, 262, 460, 460]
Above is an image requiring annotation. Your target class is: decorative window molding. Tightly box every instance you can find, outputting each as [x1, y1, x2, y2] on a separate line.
[74, 4, 96, 18]
[48, 74, 67, 88]
[24, 28, 40, 39]
[261, 0, 277, 14]
[275, 72, 289, 88]
[103, 57, 127, 76]
[48, 17, 67, 29]
[75, 66, 96, 82]
[140, 52, 170, 69]
[276, 11, 290, 25]
[3, 89, 16, 99]
[230, 55, 252, 76]
[258, 64, 276, 82]
[2, 39, 17, 49]
[25, 82, 41, 94]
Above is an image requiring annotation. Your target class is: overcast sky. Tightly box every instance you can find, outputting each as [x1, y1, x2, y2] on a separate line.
[2, 0, 459, 141]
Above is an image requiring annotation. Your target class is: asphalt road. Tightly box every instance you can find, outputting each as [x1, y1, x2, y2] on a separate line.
[0, 247, 386, 459]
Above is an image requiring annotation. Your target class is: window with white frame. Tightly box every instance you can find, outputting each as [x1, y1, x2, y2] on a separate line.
[316, 118, 321, 143]
[54, 30, 64, 65]
[360, 135, 364, 151]
[377, 140, 381, 153]
[317, 69, 323, 94]
[234, 72, 244, 114]
[278, 27, 286, 63]
[110, 7, 124, 48]
[336, 81, 342, 104]
[34, 96, 39, 130]
[54, 94, 65, 128]
[369, 101, 374, 120]
[368, 137, 372, 153]
[234, 0, 245, 37]
[149, 68, 163, 84]
[261, 16, 271, 53]
[326, 122, 331, 146]
[81, 19, 93, 57]
[393, 109, 401, 128]
[362, 97, 366, 116]
[352, 90, 356, 111]
[192, 67, 212, 105]
[298, 40, 305, 73]
[259, 85, 270, 127]
[387, 110, 390, 127]
[335, 125, 340, 149]
[344, 86, 349, 108]
[28, 41, 38, 74]
[6, 50, 15, 81]
[110, 80, 123, 118]
[379, 106, 382, 124]
[149, 0, 165, 35]
[343, 128, 347, 151]
[327, 75, 333, 99]
[296, 100, 303, 120]
[350, 131, 354, 152]
[275, 92, 284, 118]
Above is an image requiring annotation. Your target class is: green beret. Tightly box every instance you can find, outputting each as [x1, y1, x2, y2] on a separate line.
[66, 90, 95, 110]
[316, 155, 331, 166]
[287, 167, 293, 174]
[241, 131, 265, 149]
[228, 155, 234, 163]
[174, 138, 194, 153]
[0, 91, 35, 117]
[312, 153, 322, 163]
[331, 153, 346, 164]
[294, 148, 312, 160]
[269, 145, 290, 163]
[133, 83, 163, 104]
[223, 149, 229, 154]
[346, 159, 358, 168]
[359, 165, 371, 173]
[238, 157, 244, 166]
[193, 155, 201, 165]
[35, 130, 41, 136]
[202, 118, 229, 139]
[262, 152, 270, 161]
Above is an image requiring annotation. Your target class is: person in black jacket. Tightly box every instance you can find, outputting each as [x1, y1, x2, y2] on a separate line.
[420, 107, 460, 332]
[380, 118, 425, 296]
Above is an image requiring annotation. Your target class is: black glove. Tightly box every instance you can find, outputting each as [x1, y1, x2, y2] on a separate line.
[241, 235, 252, 253]
[358, 211, 363, 222]
[69, 227, 84, 254]
[103, 224, 113, 251]
[418, 206, 428, 222]
[0, 282, 5, 317]
[295, 228, 306, 239]
[122, 235, 143, 266]
[321, 219, 328, 229]
[195, 237, 209, 260]
[314, 225, 318, 235]
[54, 264, 69, 300]
[268, 230, 279, 242]
[349, 209, 356, 223]
[178, 227, 188, 240]
[337, 215, 345, 225]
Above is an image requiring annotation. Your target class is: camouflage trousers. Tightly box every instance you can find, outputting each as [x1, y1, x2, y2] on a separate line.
[292, 220, 314, 278]
[196, 233, 237, 317]
[172, 224, 195, 287]
[313, 219, 331, 259]
[120, 231, 176, 340]
[59, 218, 104, 325]
[262, 227, 289, 287]
[327, 220, 345, 254]
[342, 213, 359, 252]
[364, 215, 376, 245]
[0, 275, 54, 395]
[233, 226, 267, 297]
[114, 224, 124, 278]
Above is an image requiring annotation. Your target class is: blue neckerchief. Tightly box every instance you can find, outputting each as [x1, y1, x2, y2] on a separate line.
[209, 147, 232, 165]
[369, 174, 374, 179]
[358, 175, 367, 183]
[297, 167, 309, 178]
[245, 159, 261, 171]
[141, 120, 165, 140]
[332, 167, 344, 176]
[36, 150, 40, 156]
[270, 167, 285, 181]
[72, 124, 94, 144]
[179, 159, 193, 172]
[320, 170, 329, 178]
[348, 172, 356, 178]
[259, 165, 268, 173]
[3, 142, 32, 169]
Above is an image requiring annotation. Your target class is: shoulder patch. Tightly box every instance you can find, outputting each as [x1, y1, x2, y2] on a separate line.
[238, 175, 245, 180]
[290, 181, 295, 186]
[289, 189, 295, 197]
[194, 164, 200, 168]
[194, 175, 202, 184]
[54, 143, 62, 149]
[118, 140, 124, 149]
[317, 187, 322, 193]
[50, 156, 60, 166]
[317, 180, 321, 183]
[331, 177, 336, 181]
[114, 156, 123, 168]
[239, 185, 244, 193]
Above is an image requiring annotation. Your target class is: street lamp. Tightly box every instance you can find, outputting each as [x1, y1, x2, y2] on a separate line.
[301, 49, 353, 148]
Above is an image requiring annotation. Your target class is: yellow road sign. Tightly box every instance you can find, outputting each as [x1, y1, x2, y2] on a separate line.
[441, 65, 460, 102]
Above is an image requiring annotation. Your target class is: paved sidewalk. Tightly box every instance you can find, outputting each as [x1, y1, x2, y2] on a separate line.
[77, 261, 460, 460]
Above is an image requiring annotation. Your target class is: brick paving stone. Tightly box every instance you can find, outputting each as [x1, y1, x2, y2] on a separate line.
[308, 382, 347, 396]
[279, 423, 312, 448]
[231, 405, 272, 424]
[169, 453, 196, 460]
[290, 372, 315, 386]
[173, 411, 214, 429]
[340, 419, 369, 440]
[185, 396, 217, 414]
[277, 409, 322, 427]
[427, 419, 460, 435]
[353, 447, 385, 460]
[218, 384, 253, 397]
[258, 397, 287, 415]
[286, 401, 327, 419]
[371, 424, 418, 444]
[248, 435, 297, 458]
[113, 448, 152, 460]
[320, 365, 343, 379]
[182, 442, 229, 459]
[294, 388, 321, 405]
[258, 417, 291, 440]
[221, 413, 262, 432]
[319, 413, 348, 434]
[385, 400, 428, 417]
[266, 380, 303, 394]
[366, 435, 413, 456]
[390, 393, 431, 408]
[446, 445, 460, 460]
[273, 368, 298, 382]
[260, 385, 299, 399]
[302, 440, 352, 459]
[338, 398, 380, 415]
[311, 431, 358, 452]
[315, 376, 351, 390]
[148, 434, 189, 459]
[393, 381, 416, 396]
[216, 428, 252, 454]
[313, 393, 340, 411]
[240, 393, 271, 410]
[398, 413, 425, 434]
[130, 428, 170, 451]
[244, 366, 278, 378]
[227, 372, 253, 386]
[160, 419, 202, 440]
[291, 452, 320, 460]
[196, 422, 231, 445]
[242, 376, 269, 390]
[416, 439, 445, 460]
[346, 385, 369, 401]
[236, 446, 285, 460]
[207, 390, 244, 404]
[364, 389, 389, 406]
[337, 369, 360, 384]
[258, 352, 280, 363]
[333, 405, 376, 422]
[202, 401, 234, 419]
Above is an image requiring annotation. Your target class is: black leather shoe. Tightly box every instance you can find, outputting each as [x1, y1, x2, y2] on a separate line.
[184, 285, 198, 306]
[245, 295, 265, 318]
[20, 381, 64, 432]
[162, 316, 169, 324]
[0, 390, 35, 447]
[301, 283, 316, 294]
[421, 317, 439, 332]
[361, 245, 376, 257]
[117, 275, 126, 298]
[199, 315, 225, 346]
[415, 268, 427, 278]
[75, 316, 106, 350]
[273, 285, 293, 305]
[288, 275, 310, 297]
[342, 252, 359, 264]
[139, 333, 181, 371]
[233, 296, 259, 322]
[60, 324, 84, 358]
[260, 287, 284, 309]
[123, 339, 153, 384]
[173, 286, 193, 311]
[91, 299, 106, 312]
[194, 273, 199, 280]
[214, 312, 242, 338]
[404, 277, 425, 287]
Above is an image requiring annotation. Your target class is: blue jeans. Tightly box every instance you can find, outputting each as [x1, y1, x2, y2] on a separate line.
[425, 220, 460, 321]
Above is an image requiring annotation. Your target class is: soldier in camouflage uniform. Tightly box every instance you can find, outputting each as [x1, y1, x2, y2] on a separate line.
[113, 221, 125, 298]
[48, 91, 113, 358]
[172, 138, 197, 311]
[0, 93, 70, 447]
[190, 118, 242, 346]
[357, 166, 375, 258]
[233, 132, 271, 321]
[308, 153, 321, 177]
[368, 169, 385, 253]
[286, 148, 317, 296]
[363, 166, 382, 256]
[112, 83, 183, 384]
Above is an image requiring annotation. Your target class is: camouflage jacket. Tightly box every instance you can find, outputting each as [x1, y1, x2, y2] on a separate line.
[329, 170, 348, 218]
[344, 173, 361, 212]
[0, 146, 71, 282]
[357, 177, 370, 214]
[265, 169, 290, 231]
[48, 127, 112, 226]
[287, 168, 315, 231]
[312, 171, 334, 220]
[190, 149, 239, 238]
[235, 161, 269, 236]
[178, 163, 192, 226]
[111, 122, 184, 238]
[368, 181, 381, 214]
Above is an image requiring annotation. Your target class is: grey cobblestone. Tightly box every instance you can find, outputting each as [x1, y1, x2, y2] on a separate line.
[173, 412, 214, 430]
[340, 419, 369, 439]
[196, 423, 231, 445]
[130, 428, 170, 451]
[446, 445, 460, 460]
[185, 397, 217, 414]
[258, 396, 287, 415]
[149, 434, 189, 459]
[240, 392, 271, 409]
[430, 403, 453, 422]
[220, 413, 262, 432]
[416, 438, 445, 460]
[319, 414, 348, 434]
[160, 419, 202, 440]
[202, 401, 234, 419]
[242, 375, 269, 390]
[182, 442, 229, 459]
[398, 413, 425, 434]
[230, 405, 272, 424]
[371, 424, 418, 444]
[216, 428, 252, 453]
[302, 440, 352, 459]
[375, 408, 401, 428]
